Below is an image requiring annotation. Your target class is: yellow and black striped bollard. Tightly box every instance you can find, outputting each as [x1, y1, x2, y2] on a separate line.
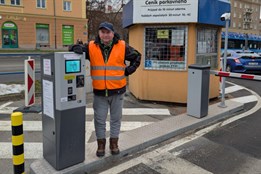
[11, 112, 25, 174]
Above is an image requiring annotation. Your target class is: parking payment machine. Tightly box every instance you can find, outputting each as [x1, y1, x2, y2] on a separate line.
[41, 52, 86, 170]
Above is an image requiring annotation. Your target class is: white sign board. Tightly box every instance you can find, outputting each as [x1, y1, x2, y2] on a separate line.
[133, 0, 198, 23]
[171, 30, 185, 46]
[43, 59, 51, 75]
[145, 60, 186, 70]
[42, 79, 54, 119]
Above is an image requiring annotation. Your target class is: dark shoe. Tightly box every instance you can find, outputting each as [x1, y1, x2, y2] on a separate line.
[96, 139, 106, 157]
[110, 138, 120, 155]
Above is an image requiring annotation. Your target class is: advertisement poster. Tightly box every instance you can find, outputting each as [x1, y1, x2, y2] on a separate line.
[62, 25, 74, 45]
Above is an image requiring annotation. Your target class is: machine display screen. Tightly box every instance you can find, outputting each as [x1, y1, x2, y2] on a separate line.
[65, 60, 81, 74]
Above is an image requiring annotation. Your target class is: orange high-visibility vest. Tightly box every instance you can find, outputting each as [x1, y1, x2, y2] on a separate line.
[89, 40, 126, 90]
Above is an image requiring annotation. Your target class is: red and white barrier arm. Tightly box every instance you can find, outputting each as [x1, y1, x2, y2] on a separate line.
[210, 70, 261, 81]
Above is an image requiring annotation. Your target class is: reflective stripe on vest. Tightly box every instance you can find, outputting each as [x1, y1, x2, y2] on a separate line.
[89, 40, 126, 90]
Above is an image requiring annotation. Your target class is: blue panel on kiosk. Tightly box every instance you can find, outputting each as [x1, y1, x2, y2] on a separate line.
[122, 0, 134, 28]
[198, 0, 231, 27]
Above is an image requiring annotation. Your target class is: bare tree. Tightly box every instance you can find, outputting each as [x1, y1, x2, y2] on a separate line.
[86, 0, 129, 41]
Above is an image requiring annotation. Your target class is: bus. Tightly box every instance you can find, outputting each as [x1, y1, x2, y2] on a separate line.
[221, 32, 261, 53]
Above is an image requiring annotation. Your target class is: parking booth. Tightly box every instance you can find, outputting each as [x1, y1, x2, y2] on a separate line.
[40, 52, 86, 170]
[123, 0, 230, 103]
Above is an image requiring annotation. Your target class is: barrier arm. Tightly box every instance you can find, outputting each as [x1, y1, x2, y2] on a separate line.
[210, 70, 261, 81]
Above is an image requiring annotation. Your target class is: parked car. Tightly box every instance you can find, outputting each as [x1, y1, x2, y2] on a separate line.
[221, 50, 261, 73]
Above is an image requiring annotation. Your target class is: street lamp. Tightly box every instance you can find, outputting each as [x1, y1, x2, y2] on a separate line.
[219, 12, 230, 108]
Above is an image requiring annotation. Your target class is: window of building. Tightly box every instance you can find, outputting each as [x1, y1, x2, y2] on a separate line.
[144, 26, 188, 71]
[196, 27, 218, 69]
[0, 0, 5, 4]
[36, 24, 49, 47]
[37, 0, 46, 8]
[11, 0, 20, 5]
[63, 1, 71, 11]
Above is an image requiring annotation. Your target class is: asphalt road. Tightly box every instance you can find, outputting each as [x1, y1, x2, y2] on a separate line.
[1, 55, 261, 173]
[171, 78, 261, 174]
[95, 77, 261, 174]
[0, 55, 41, 83]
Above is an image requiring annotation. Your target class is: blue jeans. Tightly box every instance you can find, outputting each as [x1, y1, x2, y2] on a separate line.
[93, 93, 124, 139]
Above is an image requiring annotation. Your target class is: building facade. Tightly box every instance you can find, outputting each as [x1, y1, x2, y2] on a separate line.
[0, 0, 87, 49]
[229, 0, 260, 34]
[221, 0, 261, 51]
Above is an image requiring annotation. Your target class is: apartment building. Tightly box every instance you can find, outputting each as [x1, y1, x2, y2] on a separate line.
[0, 0, 87, 49]
[229, 0, 260, 34]
[221, 0, 261, 50]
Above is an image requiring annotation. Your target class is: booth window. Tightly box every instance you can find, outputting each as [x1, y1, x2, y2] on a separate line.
[196, 27, 218, 69]
[144, 26, 188, 71]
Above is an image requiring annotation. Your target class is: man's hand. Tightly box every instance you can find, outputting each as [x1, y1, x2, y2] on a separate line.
[68, 44, 84, 54]
[125, 66, 136, 76]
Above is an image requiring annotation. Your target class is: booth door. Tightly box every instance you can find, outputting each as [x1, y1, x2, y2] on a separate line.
[2, 29, 18, 48]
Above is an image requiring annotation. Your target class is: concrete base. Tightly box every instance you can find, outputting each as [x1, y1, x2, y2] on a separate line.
[30, 100, 244, 174]
[14, 104, 42, 113]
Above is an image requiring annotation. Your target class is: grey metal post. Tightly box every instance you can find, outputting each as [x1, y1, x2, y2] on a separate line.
[219, 16, 230, 108]
[41, 52, 86, 170]
[187, 64, 210, 118]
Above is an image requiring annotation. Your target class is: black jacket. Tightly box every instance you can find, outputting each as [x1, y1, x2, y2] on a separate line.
[69, 35, 141, 96]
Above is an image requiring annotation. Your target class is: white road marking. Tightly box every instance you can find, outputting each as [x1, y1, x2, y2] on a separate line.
[225, 85, 244, 94]
[0, 142, 42, 159]
[0, 106, 170, 115]
[0, 102, 13, 109]
[99, 82, 261, 174]
[0, 121, 153, 132]
[1, 82, 260, 164]
[0, 83, 251, 115]
[0, 121, 154, 159]
[99, 123, 218, 174]
[0, 107, 18, 114]
[0, 121, 42, 131]
[0, 101, 17, 114]
[228, 95, 258, 104]
[86, 108, 170, 115]
[145, 152, 213, 174]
